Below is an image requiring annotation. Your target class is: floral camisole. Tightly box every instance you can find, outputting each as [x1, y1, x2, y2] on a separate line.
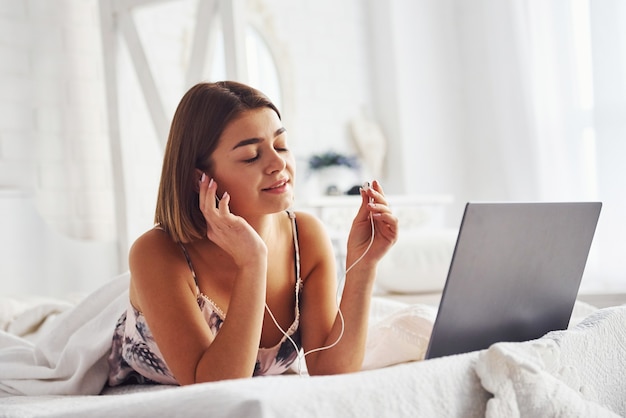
[107, 211, 302, 386]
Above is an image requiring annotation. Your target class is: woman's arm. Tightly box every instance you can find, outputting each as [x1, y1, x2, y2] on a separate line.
[131, 178, 269, 385]
[298, 181, 398, 374]
[129, 230, 267, 385]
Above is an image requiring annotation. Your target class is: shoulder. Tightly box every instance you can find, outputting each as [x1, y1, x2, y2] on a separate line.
[290, 209, 325, 230]
[129, 227, 195, 310]
[129, 227, 184, 266]
[291, 210, 331, 243]
[291, 210, 336, 278]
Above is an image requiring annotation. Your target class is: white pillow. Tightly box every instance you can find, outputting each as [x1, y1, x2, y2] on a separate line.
[362, 300, 436, 370]
[376, 229, 457, 293]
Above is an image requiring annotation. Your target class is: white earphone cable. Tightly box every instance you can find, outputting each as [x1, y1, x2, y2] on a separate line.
[265, 185, 376, 375]
[302, 210, 375, 358]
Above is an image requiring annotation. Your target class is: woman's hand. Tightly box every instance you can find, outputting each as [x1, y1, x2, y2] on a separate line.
[345, 180, 398, 270]
[198, 174, 267, 267]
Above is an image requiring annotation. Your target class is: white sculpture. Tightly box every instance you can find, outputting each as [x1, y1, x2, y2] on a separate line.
[349, 108, 387, 179]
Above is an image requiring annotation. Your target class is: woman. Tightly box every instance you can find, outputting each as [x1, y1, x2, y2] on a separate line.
[108, 81, 398, 385]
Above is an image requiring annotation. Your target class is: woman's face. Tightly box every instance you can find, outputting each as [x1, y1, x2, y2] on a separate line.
[209, 107, 296, 217]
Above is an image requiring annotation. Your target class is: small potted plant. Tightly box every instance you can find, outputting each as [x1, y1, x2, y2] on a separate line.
[308, 151, 360, 195]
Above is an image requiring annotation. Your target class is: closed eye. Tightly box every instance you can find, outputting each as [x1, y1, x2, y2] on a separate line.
[243, 154, 260, 163]
[244, 147, 286, 163]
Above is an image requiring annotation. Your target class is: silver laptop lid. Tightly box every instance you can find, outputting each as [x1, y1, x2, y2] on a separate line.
[425, 202, 601, 359]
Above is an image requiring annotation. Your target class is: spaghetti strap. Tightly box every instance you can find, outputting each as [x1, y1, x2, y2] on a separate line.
[286, 210, 303, 342]
[286, 210, 302, 292]
[177, 242, 200, 291]
[154, 224, 200, 290]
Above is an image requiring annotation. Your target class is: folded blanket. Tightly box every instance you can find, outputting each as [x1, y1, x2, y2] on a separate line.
[0, 273, 130, 396]
[476, 305, 626, 417]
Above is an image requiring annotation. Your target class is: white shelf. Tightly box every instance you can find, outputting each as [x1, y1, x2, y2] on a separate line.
[300, 194, 453, 208]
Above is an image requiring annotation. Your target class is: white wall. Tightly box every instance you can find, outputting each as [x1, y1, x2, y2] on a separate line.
[0, 0, 374, 242]
[368, 0, 467, 200]
[0, 0, 116, 241]
[260, 0, 374, 159]
[0, 0, 119, 295]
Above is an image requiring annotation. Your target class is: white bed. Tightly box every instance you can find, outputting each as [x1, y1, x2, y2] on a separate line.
[1, 192, 625, 417]
[0, 271, 625, 417]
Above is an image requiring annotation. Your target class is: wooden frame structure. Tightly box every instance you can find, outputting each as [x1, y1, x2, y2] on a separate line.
[98, 0, 247, 270]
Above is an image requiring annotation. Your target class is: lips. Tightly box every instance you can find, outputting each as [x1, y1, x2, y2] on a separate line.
[262, 179, 289, 191]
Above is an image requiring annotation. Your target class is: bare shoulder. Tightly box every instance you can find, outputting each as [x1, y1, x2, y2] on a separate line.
[292, 210, 332, 244]
[129, 228, 195, 311]
[129, 228, 185, 271]
[292, 210, 336, 278]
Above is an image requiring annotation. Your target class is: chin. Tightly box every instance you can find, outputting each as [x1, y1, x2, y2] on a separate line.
[271, 195, 294, 213]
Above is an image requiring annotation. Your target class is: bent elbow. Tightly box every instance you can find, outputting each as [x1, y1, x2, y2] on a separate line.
[306, 361, 362, 377]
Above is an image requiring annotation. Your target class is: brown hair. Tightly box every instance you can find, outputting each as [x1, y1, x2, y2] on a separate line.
[154, 81, 280, 242]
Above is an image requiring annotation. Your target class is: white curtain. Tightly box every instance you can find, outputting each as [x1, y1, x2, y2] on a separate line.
[451, 0, 594, 201]
[486, 0, 625, 289]
[369, 0, 624, 290]
[520, 0, 596, 201]
[520, 0, 626, 289]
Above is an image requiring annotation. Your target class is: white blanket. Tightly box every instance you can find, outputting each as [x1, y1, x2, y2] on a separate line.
[0, 274, 130, 396]
[0, 272, 436, 397]
[476, 306, 626, 417]
[0, 296, 74, 339]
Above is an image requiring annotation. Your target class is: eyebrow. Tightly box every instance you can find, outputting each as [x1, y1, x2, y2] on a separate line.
[231, 127, 286, 150]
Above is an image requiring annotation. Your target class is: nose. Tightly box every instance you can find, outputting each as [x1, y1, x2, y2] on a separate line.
[265, 148, 287, 174]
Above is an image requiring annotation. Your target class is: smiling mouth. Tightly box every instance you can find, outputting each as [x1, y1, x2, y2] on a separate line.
[262, 179, 289, 191]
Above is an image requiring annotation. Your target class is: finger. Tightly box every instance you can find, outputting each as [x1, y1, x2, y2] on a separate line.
[372, 211, 398, 226]
[354, 186, 373, 221]
[365, 180, 388, 206]
[367, 201, 394, 217]
[372, 179, 384, 193]
[372, 213, 399, 235]
[218, 191, 230, 214]
[198, 173, 209, 212]
[200, 176, 218, 215]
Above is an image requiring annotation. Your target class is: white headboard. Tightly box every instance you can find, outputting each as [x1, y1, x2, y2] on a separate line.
[0, 190, 120, 298]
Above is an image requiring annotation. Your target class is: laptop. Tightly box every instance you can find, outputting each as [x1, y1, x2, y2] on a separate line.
[424, 201, 602, 360]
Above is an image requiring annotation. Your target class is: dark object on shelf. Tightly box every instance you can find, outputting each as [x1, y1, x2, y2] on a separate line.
[345, 185, 362, 195]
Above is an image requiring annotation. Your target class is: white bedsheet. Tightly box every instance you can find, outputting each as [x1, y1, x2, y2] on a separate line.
[0, 272, 624, 417]
[1, 354, 488, 418]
